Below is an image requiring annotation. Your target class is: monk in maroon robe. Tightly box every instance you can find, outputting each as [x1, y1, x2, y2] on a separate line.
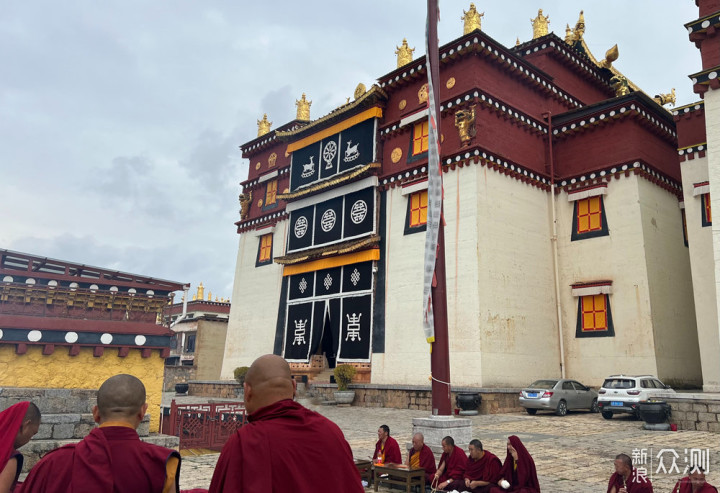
[606, 453, 653, 493]
[489, 435, 540, 493]
[434, 436, 468, 490]
[447, 439, 502, 493]
[20, 375, 180, 493]
[406, 433, 436, 484]
[673, 469, 717, 493]
[0, 402, 40, 493]
[373, 424, 402, 464]
[208, 354, 363, 493]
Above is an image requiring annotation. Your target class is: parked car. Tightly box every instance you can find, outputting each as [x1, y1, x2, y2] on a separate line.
[596, 375, 675, 419]
[519, 379, 599, 416]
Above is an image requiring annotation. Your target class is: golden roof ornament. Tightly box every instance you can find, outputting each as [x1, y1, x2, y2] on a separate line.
[599, 44, 619, 69]
[531, 9, 550, 39]
[395, 39, 415, 68]
[516, 37, 521, 46]
[564, 24, 572, 43]
[196, 282, 204, 301]
[257, 114, 272, 137]
[295, 94, 312, 121]
[654, 88, 676, 107]
[565, 11, 585, 44]
[610, 74, 630, 97]
[354, 83, 367, 100]
[462, 3, 484, 34]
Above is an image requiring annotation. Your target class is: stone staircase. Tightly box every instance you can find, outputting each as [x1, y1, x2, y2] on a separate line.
[1, 387, 179, 472]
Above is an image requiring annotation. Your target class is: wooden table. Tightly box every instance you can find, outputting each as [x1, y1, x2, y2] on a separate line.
[354, 459, 372, 484]
[373, 464, 425, 493]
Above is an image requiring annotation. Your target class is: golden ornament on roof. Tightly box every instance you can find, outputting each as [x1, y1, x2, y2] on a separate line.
[462, 3, 484, 34]
[295, 94, 312, 121]
[564, 24, 572, 43]
[196, 282, 204, 301]
[354, 83, 367, 100]
[610, 74, 630, 97]
[395, 38, 415, 68]
[654, 88, 676, 107]
[565, 11, 585, 44]
[516, 37, 521, 46]
[599, 44, 619, 69]
[257, 114, 272, 137]
[531, 9, 550, 39]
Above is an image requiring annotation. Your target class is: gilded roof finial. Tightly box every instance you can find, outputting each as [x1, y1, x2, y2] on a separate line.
[196, 282, 204, 301]
[654, 88, 676, 107]
[574, 10, 585, 40]
[531, 9, 550, 39]
[395, 38, 415, 68]
[599, 44, 619, 69]
[462, 3, 484, 34]
[295, 94, 312, 121]
[564, 24, 572, 43]
[516, 37, 521, 46]
[257, 114, 272, 137]
[207, 290, 212, 301]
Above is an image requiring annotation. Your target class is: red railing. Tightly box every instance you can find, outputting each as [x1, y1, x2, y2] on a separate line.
[165, 400, 247, 450]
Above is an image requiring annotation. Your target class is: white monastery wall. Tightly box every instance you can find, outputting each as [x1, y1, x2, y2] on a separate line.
[706, 88, 720, 391]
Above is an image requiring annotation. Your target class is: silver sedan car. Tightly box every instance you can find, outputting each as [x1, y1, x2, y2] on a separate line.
[519, 379, 599, 416]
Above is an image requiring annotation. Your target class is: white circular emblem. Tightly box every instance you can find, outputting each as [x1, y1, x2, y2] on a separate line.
[28, 330, 42, 342]
[100, 333, 113, 345]
[294, 216, 308, 238]
[350, 200, 368, 224]
[321, 209, 337, 232]
[0, 329, 3, 339]
[65, 332, 79, 343]
[135, 335, 147, 346]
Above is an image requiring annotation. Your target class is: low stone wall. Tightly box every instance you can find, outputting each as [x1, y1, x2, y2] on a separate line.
[163, 365, 197, 391]
[188, 380, 243, 398]
[667, 394, 720, 432]
[309, 384, 523, 413]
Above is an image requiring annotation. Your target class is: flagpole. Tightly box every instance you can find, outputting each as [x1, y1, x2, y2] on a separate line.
[427, 0, 452, 416]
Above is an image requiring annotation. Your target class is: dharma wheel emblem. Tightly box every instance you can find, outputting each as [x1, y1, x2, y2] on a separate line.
[323, 141, 337, 169]
[321, 209, 337, 232]
[294, 216, 308, 238]
[350, 200, 368, 224]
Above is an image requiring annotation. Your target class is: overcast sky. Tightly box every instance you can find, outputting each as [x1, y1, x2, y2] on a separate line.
[0, 1, 702, 300]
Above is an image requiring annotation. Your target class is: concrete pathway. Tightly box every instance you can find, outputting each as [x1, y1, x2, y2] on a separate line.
[178, 399, 720, 492]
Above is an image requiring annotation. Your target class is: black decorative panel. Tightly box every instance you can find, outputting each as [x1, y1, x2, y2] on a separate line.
[342, 261, 373, 293]
[337, 294, 372, 361]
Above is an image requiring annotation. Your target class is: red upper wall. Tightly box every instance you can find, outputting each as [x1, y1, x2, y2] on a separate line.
[675, 105, 707, 148]
[699, 0, 720, 17]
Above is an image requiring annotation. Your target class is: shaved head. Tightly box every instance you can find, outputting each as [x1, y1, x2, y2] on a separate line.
[97, 374, 146, 419]
[244, 355, 295, 414]
[25, 402, 41, 424]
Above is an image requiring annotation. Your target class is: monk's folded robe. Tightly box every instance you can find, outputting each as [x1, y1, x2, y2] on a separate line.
[373, 435, 402, 464]
[19, 425, 180, 493]
[409, 444, 437, 484]
[606, 468, 654, 493]
[438, 445, 468, 484]
[673, 476, 717, 493]
[447, 449, 502, 493]
[0, 402, 30, 490]
[208, 399, 363, 493]
[489, 436, 540, 493]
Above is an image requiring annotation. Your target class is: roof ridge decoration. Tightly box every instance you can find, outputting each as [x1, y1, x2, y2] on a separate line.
[395, 39, 415, 68]
[531, 9, 550, 39]
[462, 3, 483, 34]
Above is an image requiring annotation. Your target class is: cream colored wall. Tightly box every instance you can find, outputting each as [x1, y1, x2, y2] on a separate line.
[637, 178, 701, 387]
[220, 221, 288, 378]
[706, 88, 720, 391]
[681, 151, 720, 390]
[195, 319, 229, 380]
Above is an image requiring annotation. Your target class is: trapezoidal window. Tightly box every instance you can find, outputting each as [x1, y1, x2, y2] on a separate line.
[404, 190, 428, 235]
[575, 294, 615, 338]
[256, 233, 273, 266]
[571, 196, 609, 241]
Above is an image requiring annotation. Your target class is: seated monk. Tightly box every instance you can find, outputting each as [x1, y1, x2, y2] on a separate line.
[406, 433, 436, 484]
[446, 439, 501, 493]
[434, 436, 468, 491]
[0, 402, 41, 493]
[607, 453, 653, 493]
[673, 468, 717, 493]
[489, 436, 540, 493]
[208, 354, 363, 492]
[373, 424, 402, 465]
[20, 374, 181, 493]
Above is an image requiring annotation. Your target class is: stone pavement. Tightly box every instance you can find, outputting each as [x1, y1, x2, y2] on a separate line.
[179, 399, 720, 492]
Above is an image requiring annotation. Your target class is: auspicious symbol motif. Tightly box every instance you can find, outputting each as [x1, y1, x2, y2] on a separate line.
[350, 268, 361, 286]
[257, 198, 264, 207]
[354, 83, 366, 100]
[654, 88, 676, 107]
[268, 152, 277, 168]
[293, 319, 307, 345]
[294, 216, 308, 238]
[530, 9, 549, 39]
[323, 141, 337, 169]
[391, 147, 403, 164]
[299, 278, 308, 294]
[344, 140, 360, 162]
[418, 84, 428, 104]
[350, 200, 368, 224]
[398, 99, 407, 110]
[321, 209, 337, 232]
[255, 162, 261, 170]
[301, 156, 316, 178]
[395, 38, 415, 68]
[454, 106, 476, 146]
[462, 3, 484, 34]
[345, 313, 362, 342]
[565, 11, 585, 44]
[323, 273, 333, 290]
[257, 113, 272, 137]
[446, 77, 456, 89]
[599, 45, 619, 69]
[610, 74, 630, 97]
[239, 190, 252, 220]
[295, 93, 312, 121]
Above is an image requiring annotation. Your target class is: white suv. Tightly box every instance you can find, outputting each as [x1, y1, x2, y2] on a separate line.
[597, 375, 675, 419]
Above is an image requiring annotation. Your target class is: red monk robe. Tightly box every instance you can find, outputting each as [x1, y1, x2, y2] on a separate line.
[0, 402, 30, 493]
[208, 399, 363, 493]
[19, 424, 180, 493]
[489, 436, 540, 493]
[673, 476, 718, 493]
[438, 445, 468, 484]
[448, 450, 502, 493]
[606, 468, 654, 493]
[373, 435, 402, 465]
[408, 444, 437, 484]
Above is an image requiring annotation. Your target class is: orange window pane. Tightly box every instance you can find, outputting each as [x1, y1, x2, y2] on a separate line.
[259, 234, 273, 262]
[410, 191, 428, 227]
[577, 197, 603, 234]
[705, 194, 712, 223]
[412, 122, 429, 155]
[266, 180, 277, 205]
[581, 294, 608, 331]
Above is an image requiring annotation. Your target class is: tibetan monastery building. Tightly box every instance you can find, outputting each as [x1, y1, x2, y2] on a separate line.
[221, 5, 719, 391]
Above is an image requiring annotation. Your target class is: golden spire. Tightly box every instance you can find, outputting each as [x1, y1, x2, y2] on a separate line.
[257, 114, 272, 137]
[574, 10, 585, 41]
[462, 3, 484, 34]
[395, 38, 415, 68]
[207, 291, 212, 301]
[516, 37, 520, 46]
[599, 44, 619, 69]
[196, 282, 204, 301]
[564, 24, 572, 43]
[295, 94, 312, 121]
[531, 9, 550, 39]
